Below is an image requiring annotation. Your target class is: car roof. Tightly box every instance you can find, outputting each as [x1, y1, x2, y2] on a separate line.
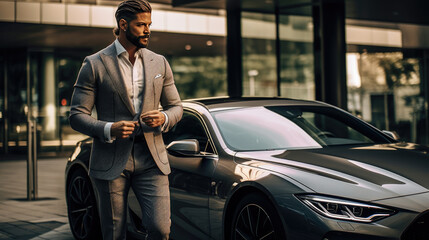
[183, 97, 330, 112]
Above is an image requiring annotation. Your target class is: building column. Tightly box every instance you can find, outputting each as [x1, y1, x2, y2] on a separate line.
[41, 52, 57, 140]
[315, 0, 347, 109]
[226, 0, 242, 98]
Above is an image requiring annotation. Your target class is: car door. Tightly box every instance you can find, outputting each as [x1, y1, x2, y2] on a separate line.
[163, 110, 218, 239]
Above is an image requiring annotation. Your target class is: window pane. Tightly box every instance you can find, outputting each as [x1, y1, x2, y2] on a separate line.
[171, 56, 227, 99]
[279, 6, 315, 100]
[242, 12, 277, 96]
[57, 53, 89, 147]
[346, 52, 427, 144]
[163, 112, 214, 154]
[212, 106, 388, 151]
[6, 51, 28, 149]
[0, 58, 4, 151]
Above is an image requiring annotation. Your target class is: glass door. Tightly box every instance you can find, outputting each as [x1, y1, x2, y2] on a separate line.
[0, 56, 5, 153]
[56, 51, 89, 149]
[4, 51, 29, 152]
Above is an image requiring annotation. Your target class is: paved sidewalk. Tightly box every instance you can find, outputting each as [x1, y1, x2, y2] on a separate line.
[0, 155, 74, 240]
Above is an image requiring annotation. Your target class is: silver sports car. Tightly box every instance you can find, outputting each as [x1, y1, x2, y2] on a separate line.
[66, 97, 429, 240]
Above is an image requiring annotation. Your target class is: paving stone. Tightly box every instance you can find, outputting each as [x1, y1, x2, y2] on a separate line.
[0, 225, 37, 237]
[21, 223, 50, 232]
[28, 237, 45, 240]
[0, 158, 74, 239]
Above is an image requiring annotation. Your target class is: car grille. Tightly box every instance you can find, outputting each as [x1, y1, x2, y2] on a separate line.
[402, 211, 429, 240]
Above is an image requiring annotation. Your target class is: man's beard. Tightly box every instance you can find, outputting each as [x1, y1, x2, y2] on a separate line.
[126, 28, 149, 48]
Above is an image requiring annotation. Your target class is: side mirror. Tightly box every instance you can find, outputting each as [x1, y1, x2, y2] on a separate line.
[382, 130, 400, 140]
[166, 139, 200, 156]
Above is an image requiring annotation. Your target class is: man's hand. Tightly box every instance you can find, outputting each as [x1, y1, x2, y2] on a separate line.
[141, 110, 165, 128]
[111, 121, 138, 139]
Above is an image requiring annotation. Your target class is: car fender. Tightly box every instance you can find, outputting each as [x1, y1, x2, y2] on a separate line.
[222, 170, 315, 239]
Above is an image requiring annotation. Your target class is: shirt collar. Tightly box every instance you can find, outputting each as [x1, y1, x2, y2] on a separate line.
[114, 38, 126, 56]
[114, 38, 143, 58]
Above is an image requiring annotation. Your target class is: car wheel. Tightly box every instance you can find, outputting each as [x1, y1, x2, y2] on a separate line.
[67, 168, 101, 240]
[231, 193, 286, 240]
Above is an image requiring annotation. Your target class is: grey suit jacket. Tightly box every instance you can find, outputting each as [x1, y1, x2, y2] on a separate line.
[69, 42, 182, 180]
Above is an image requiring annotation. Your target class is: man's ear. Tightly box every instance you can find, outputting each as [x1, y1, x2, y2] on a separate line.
[119, 19, 127, 32]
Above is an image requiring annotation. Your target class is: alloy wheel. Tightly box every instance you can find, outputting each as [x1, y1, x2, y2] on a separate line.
[67, 169, 100, 240]
[234, 203, 275, 240]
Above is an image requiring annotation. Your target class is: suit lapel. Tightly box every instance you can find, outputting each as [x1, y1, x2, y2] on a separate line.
[142, 49, 156, 113]
[100, 43, 136, 116]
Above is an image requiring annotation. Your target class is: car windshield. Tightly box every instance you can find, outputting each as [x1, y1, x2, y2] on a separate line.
[211, 105, 391, 151]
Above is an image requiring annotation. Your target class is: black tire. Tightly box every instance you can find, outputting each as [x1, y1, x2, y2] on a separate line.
[67, 168, 102, 240]
[230, 194, 286, 240]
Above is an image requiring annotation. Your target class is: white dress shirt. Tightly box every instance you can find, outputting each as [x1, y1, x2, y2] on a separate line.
[104, 39, 167, 142]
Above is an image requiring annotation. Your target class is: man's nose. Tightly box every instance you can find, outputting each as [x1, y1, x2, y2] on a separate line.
[144, 26, 150, 34]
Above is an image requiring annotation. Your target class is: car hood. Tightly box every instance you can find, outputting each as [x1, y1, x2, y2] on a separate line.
[234, 143, 429, 202]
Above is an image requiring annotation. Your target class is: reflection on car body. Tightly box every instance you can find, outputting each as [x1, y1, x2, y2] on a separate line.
[66, 97, 429, 240]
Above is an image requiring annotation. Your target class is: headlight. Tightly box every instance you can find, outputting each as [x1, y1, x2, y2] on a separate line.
[297, 195, 396, 223]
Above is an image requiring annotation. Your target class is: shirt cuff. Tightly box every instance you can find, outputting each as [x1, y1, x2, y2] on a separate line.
[161, 112, 169, 132]
[104, 122, 115, 143]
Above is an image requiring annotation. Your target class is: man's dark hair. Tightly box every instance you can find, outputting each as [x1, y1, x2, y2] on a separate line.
[113, 0, 152, 36]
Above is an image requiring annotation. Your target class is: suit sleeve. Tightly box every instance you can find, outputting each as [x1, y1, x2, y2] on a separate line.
[160, 56, 183, 132]
[69, 57, 107, 141]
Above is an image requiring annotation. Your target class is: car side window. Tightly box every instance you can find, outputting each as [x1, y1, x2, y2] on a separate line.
[163, 111, 215, 154]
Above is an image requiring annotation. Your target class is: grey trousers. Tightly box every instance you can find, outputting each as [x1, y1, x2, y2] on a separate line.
[92, 153, 171, 240]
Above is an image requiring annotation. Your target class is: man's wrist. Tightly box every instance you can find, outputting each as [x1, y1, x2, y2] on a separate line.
[161, 112, 169, 132]
[104, 122, 115, 143]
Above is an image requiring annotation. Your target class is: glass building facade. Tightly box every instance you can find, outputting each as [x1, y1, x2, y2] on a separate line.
[1, 0, 429, 156]
[0, 0, 227, 154]
[181, 0, 429, 145]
